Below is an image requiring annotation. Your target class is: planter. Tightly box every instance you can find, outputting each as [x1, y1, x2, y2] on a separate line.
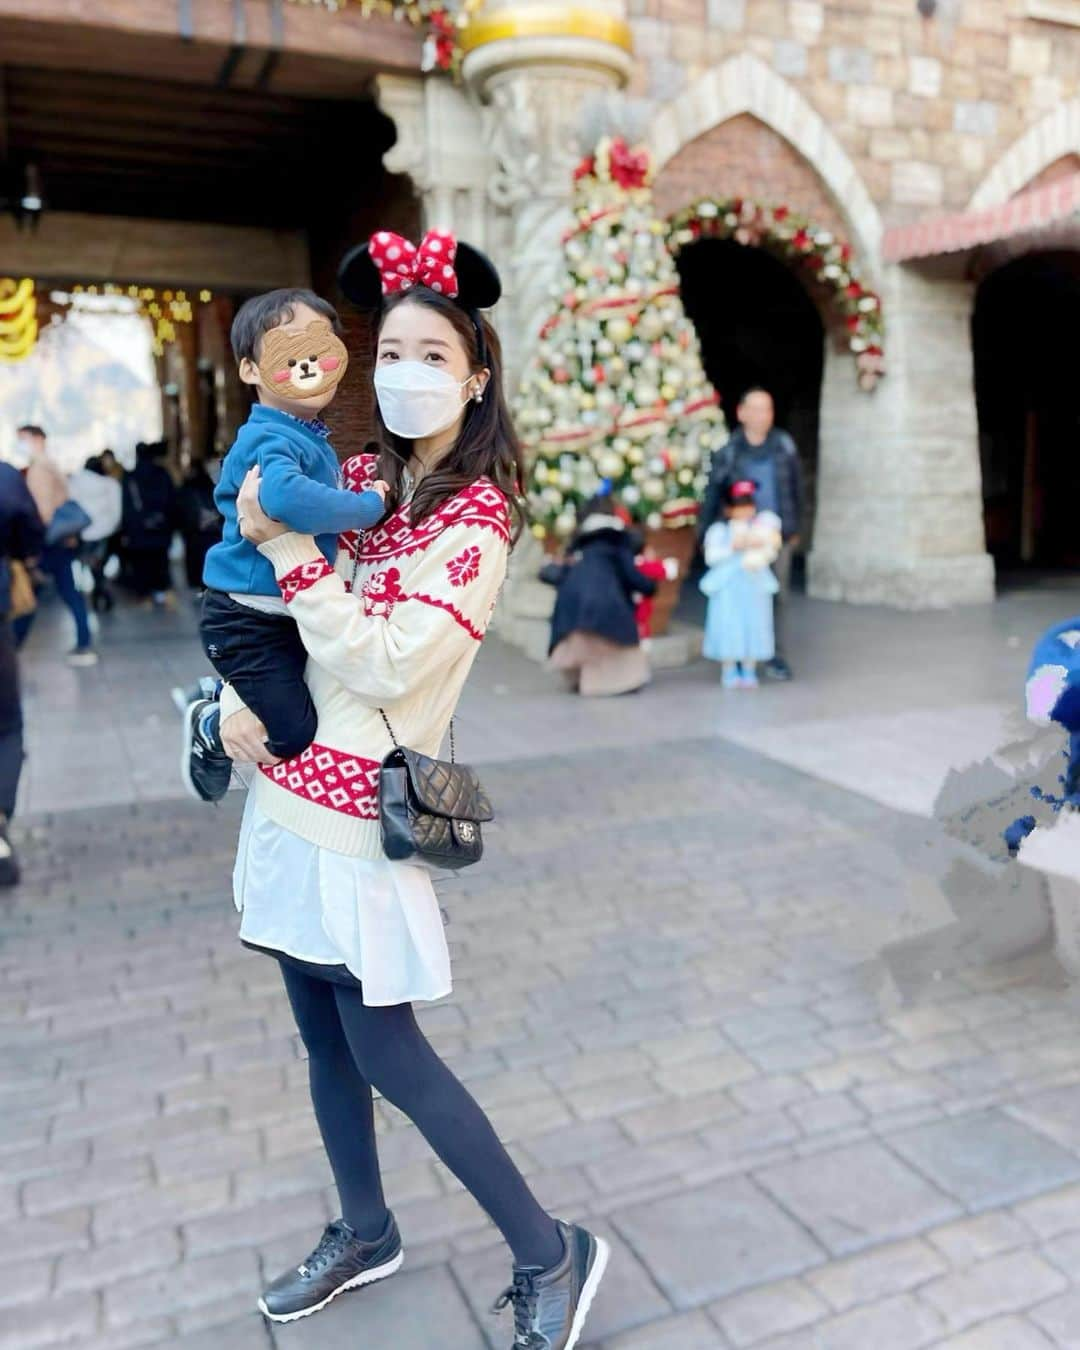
[643, 524, 697, 637]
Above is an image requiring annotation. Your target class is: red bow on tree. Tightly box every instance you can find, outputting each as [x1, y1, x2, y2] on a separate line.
[368, 229, 459, 298]
[609, 139, 650, 190]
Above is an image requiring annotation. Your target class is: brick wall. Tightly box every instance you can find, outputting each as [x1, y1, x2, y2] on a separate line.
[652, 112, 849, 237]
[632, 0, 1080, 224]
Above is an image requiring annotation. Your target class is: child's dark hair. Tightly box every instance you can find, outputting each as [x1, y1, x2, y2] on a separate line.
[372, 287, 527, 543]
[230, 289, 342, 363]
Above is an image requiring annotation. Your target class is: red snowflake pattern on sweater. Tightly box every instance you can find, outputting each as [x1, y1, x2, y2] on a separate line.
[446, 546, 482, 588]
[342, 454, 510, 567]
[260, 742, 381, 819]
[280, 558, 333, 603]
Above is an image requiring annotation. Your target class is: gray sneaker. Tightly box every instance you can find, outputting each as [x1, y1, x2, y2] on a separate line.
[493, 1220, 609, 1349]
[258, 1214, 403, 1323]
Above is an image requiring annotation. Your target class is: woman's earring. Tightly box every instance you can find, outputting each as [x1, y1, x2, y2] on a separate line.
[473, 387, 484, 403]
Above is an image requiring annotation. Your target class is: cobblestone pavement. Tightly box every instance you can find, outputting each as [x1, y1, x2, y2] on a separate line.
[7, 687, 1080, 1350]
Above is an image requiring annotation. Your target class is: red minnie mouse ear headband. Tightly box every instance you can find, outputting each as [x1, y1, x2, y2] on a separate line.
[337, 229, 502, 312]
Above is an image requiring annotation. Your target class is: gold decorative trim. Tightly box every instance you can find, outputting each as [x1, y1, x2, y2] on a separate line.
[461, 6, 633, 53]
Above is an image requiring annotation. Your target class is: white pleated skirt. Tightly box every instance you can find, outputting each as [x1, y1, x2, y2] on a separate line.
[232, 793, 452, 1006]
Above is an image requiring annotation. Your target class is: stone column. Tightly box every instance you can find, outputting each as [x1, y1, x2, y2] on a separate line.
[376, 74, 491, 248]
[808, 263, 995, 608]
[461, 1, 635, 391]
[459, 2, 636, 653]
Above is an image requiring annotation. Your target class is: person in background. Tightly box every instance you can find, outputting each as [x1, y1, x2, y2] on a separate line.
[11, 425, 96, 666]
[699, 387, 803, 681]
[99, 449, 124, 482]
[633, 545, 678, 646]
[69, 454, 123, 614]
[122, 440, 178, 609]
[543, 492, 659, 696]
[0, 458, 44, 882]
[700, 479, 782, 688]
[177, 455, 224, 598]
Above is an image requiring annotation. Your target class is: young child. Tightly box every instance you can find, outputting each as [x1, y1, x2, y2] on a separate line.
[633, 546, 679, 644]
[700, 479, 781, 688]
[182, 288, 388, 802]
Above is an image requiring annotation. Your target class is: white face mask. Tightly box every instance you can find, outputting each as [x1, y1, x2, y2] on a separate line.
[374, 361, 472, 441]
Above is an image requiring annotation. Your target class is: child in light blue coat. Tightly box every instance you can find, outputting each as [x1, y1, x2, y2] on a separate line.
[700, 479, 781, 688]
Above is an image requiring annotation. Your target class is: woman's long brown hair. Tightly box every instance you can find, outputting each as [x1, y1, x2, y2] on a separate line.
[371, 288, 527, 542]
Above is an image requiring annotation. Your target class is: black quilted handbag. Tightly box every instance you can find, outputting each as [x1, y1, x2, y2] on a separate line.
[377, 711, 494, 870]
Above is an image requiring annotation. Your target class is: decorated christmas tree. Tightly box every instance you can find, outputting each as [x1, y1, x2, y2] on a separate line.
[516, 136, 727, 542]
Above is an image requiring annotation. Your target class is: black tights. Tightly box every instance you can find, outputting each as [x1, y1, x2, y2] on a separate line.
[279, 961, 563, 1270]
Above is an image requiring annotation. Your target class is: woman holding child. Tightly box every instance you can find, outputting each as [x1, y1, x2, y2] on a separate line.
[197, 232, 608, 1349]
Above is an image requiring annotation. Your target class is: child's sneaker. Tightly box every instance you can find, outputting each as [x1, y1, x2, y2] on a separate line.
[740, 667, 760, 688]
[181, 698, 232, 803]
[722, 664, 742, 690]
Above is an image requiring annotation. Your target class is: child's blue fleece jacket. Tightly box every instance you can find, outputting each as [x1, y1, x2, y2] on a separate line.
[203, 404, 384, 597]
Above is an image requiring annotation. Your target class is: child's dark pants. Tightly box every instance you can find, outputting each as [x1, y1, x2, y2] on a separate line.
[200, 589, 316, 760]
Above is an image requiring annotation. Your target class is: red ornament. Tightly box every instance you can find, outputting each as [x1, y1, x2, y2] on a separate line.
[773, 205, 790, 222]
[845, 315, 860, 332]
[690, 219, 702, 237]
[792, 229, 811, 250]
[845, 281, 863, 299]
[553, 368, 570, 383]
[804, 254, 824, 271]
[608, 138, 651, 190]
[592, 364, 606, 384]
[840, 243, 853, 263]
[573, 155, 596, 182]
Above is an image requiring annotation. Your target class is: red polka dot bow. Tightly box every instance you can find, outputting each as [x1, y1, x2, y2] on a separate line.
[367, 229, 459, 299]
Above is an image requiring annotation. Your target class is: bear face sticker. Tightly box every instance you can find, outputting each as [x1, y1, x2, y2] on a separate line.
[257, 319, 349, 401]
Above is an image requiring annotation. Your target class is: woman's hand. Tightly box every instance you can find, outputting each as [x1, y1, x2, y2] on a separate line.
[220, 707, 281, 765]
[237, 467, 288, 544]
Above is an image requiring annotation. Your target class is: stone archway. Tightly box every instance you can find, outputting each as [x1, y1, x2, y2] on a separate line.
[970, 99, 1080, 209]
[649, 53, 885, 272]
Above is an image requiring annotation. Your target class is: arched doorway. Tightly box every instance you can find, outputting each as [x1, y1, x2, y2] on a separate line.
[973, 251, 1080, 570]
[675, 236, 825, 561]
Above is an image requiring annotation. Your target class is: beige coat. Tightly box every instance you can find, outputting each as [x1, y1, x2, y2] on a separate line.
[26, 454, 68, 527]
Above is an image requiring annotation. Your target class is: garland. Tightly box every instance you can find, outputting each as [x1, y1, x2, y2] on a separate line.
[284, 0, 477, 73]
[0, 279, 37, 363]
[57, 284, 213, 358]
[667, 198, 885, 390]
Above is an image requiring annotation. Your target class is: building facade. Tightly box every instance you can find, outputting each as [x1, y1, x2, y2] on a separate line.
[2, 0, 1079, 605]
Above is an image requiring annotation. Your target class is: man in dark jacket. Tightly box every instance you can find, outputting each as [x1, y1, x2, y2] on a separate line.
[0, 460, 45, 884]
[699, 388, 803, 680]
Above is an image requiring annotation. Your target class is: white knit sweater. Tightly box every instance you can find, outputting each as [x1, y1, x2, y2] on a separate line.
[220, 453, 511, 858]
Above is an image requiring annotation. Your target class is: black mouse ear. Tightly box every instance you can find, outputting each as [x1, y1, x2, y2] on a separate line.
[454, 242, 502, 310]
[337, 243, 384, 309]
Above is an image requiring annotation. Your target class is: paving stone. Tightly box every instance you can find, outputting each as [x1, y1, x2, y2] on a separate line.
[927, 1212, 1032, 1266]
[600, 1310, 726, 1348]
[584, 1137, 712, 1194]
[934, 1316, 1056, 1348]
[77, 1321, 173, 1350]
[23, 1156, 152, 1218]
[56, 1229, 181, 1293]
[619, 1091, 740, 1144]
[771, 1292, 943, 1349]
[182, 1192, 328, 1258]
[0, 1208, 91, 1262]
[711, 1277, 827, 1346]
[789, 1094, 865, 1135]
[277, 1261, 486, 1349]
[1012, 1181, 1080, 1240]
[0, 1291, 99, 1348]
[93, 1177, 230, 1244]
[168, 1317, 269, 1350]
[807, 1238, 947, 1312]
[920, 1250, 1066, 1333]
[1029, 1289, 1080, 1348]
[886, 1111, 1080, 1210]
[527, 1119, 630, 1171]
[103, 1248, 259, 1329]
[699, 1110, 800, 1162]
[1008, 1083, 1080, 1153]
[612, 1177, 825, 1308]
[755, 1141, 959, 1256]
[0, 1258, 54, 1310]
